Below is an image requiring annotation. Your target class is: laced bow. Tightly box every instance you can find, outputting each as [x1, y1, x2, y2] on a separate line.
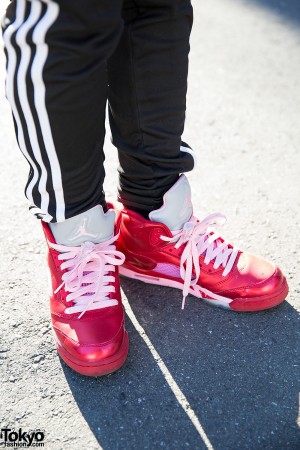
[49, 233, 125, 318]
[160, 213, 238, 309]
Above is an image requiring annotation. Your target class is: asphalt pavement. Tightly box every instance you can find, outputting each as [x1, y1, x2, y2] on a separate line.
[0, 0, 299, 449]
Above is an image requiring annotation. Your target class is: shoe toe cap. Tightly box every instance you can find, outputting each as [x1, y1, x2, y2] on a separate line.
[236, 253, 285, 297]
[218, 253, 288, 308]
[53, 313, 126, 364]
[219, 253, 288, 311]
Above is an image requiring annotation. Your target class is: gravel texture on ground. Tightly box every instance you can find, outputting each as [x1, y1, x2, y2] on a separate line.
[0, 0, 299, 449]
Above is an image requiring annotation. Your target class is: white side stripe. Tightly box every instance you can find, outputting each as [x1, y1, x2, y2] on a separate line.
[3, 0, 64, 222]
[16, 0, 53, 221]
[31, 0, 65, 222]
[122, 293, 214, 450]
[3, 0, 41, 213]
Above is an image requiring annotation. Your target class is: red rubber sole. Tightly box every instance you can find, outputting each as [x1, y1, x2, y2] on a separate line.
[56, 332, 129, 376]
[228, 278, 289, 312]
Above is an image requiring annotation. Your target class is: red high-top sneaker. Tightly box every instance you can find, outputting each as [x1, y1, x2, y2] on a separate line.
[43, 205, 128, 376]
[117, 175, 288, 312]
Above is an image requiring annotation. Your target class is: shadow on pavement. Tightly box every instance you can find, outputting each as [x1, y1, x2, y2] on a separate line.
[61, 278, 299, 449]
[246, 0, 300, 26]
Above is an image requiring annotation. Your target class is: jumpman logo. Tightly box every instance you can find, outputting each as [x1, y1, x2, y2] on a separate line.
[68, 217, 99, 241]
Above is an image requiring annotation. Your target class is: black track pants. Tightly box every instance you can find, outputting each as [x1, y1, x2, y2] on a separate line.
[2, 0, 194, 223]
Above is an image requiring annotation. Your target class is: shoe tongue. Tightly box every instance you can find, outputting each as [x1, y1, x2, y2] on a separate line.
[149, 174, 193, 231]
[49, 205, 115, 246]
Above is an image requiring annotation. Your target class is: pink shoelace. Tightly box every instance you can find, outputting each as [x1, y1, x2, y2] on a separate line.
[160, 213, 239, 309]
[49, 233, 125, 318]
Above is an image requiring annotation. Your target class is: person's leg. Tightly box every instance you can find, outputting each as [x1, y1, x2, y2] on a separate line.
[108, 0, 194, 216]
[109, 1, 288, 311]
[3, 0, 123, 223]
[2, 0, 128, 376]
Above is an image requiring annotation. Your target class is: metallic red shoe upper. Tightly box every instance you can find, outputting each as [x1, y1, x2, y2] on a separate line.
[42, 218, 127, 368]
[117, 207, 288, 311]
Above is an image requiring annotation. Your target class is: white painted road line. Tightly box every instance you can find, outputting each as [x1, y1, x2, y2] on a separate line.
[122, 293, 214, 450]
